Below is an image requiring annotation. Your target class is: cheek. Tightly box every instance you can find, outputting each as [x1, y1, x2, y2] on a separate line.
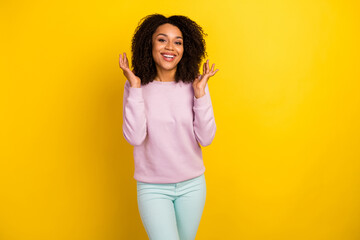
[152, 46, 161, 61]
[152, 42, 161, 53]
[177, 46, 184, 58]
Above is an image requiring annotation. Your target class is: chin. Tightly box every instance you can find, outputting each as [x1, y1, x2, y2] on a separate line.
[159, 63, 178, 71]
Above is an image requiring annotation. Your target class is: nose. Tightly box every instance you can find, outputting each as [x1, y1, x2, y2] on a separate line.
[165, 41, 174, 50]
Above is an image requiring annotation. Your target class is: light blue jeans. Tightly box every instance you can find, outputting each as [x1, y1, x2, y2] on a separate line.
[137, 174, 206, 240]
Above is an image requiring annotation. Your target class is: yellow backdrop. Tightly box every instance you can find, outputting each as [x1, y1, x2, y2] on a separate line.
[1, 0, 360, 239]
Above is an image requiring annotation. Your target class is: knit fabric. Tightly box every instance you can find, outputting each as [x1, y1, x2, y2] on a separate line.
[122, 80, 216, 183]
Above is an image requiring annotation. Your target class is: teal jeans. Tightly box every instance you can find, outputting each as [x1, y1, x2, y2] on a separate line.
[137, 174, 206, 240]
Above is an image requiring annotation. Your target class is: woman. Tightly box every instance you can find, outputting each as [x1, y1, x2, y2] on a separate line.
[119, 14, 218, 240]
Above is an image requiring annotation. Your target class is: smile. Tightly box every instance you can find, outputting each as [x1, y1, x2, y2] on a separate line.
[161, 53, 176, 62]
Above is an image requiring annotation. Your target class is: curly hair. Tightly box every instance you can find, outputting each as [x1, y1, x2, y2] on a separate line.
[131, 14, 207, 85]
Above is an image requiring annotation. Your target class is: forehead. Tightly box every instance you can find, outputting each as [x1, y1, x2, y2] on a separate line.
[153, 23, 183, 38]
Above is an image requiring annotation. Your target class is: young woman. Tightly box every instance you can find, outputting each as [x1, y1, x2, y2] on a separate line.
[119, 14, 218, 240]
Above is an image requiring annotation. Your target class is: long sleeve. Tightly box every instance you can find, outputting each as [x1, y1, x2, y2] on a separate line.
[193, 84, 216, 147]
[122, 80, 147, 146]
[123, 80, 213, 183]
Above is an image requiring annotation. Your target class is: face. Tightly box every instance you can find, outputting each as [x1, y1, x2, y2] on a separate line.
[152, 23, 184, 72]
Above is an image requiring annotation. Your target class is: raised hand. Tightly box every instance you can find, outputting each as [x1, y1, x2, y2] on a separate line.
[193, 60, 219, 98]
[119, 52, 141, 88]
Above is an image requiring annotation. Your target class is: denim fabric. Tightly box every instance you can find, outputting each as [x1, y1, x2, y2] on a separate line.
[137, 174, 206, 240]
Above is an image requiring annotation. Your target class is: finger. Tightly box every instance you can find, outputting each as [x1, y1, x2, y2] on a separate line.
[210, 63, 215, 72]
[203, 62, 206, 75]
[209, 69, 219, 77]
[205, 59, 209, 73]
[124, 53, 128, 65]
[119, 54, 124, 67]
[200, 72, 209, 82]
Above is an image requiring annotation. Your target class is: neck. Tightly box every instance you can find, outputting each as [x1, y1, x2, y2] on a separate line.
[155, 68, 176, 82]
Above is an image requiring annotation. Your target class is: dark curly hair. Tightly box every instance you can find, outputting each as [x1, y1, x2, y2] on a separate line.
[131, 14, 207, 85]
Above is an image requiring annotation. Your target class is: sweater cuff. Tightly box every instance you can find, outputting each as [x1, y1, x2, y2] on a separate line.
[128, 86, 144, 101]
[193, 93, 210, 108]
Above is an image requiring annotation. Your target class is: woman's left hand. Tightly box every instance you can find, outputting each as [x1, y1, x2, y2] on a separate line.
[193, 60, 219, 99]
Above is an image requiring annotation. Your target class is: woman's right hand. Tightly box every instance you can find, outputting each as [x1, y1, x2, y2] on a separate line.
[119, 52, 141, 88]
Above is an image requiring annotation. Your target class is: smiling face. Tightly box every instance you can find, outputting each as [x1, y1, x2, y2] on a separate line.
[152, 23, 184, 74]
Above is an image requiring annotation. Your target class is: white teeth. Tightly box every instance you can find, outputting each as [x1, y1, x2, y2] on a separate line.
[163, 54, 174, 58]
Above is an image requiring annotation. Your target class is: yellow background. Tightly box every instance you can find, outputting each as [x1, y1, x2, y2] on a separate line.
[1, 0, 360, 239]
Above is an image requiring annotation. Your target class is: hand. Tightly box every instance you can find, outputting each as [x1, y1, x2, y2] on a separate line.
[193, 60, 219, 98]
[119, 52, 141, 88]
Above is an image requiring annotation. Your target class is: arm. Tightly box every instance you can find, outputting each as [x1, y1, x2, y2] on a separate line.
[119, 52, 146, 145]
[122, 81, 147, 146]
[192, 60, 218, 146]
[193, 84, 216, 146]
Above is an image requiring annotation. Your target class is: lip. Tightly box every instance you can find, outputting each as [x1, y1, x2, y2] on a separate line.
[161, 52, 176, 62]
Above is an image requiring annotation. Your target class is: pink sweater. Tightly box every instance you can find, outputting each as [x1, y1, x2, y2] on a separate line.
[122, 80, 216, 183]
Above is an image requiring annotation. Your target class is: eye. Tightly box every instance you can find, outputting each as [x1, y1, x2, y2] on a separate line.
[158, 38, 166, 42]
[175, 41, 182, 45]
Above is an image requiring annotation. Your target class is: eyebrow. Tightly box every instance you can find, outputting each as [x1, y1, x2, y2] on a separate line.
[156, 33, 183, 39]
